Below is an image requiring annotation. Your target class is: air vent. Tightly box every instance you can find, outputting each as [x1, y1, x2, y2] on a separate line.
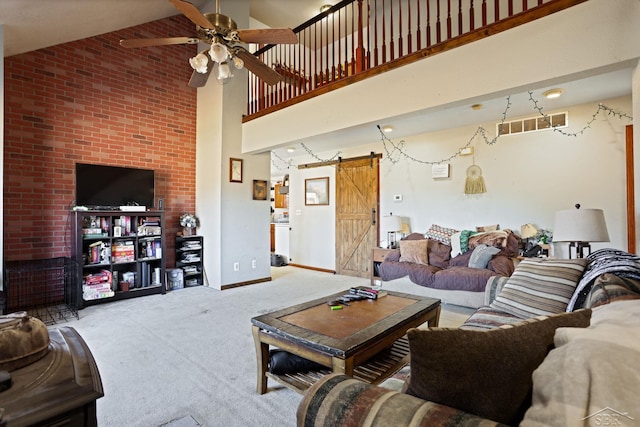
[497, 112, 568, 136]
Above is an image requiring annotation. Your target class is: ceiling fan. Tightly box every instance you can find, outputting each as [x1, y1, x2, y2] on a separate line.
[120, 0, 298, 87]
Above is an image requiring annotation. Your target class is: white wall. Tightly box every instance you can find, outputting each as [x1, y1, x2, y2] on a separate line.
[196, 0, 271, 288]
[282, 95, 632, 268]
[288, 164, 336, 270]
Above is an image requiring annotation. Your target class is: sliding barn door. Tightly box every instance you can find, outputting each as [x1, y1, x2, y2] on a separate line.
[335, 155, 380, 278]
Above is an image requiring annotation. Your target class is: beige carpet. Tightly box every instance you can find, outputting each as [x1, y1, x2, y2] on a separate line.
[61, 266, 471, 427]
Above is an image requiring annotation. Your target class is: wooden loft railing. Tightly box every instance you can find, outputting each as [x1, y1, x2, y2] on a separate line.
[244, 0, 588, 122]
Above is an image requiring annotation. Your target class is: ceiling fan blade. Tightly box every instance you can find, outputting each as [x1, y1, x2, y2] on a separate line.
[188, 56, 214, 88]
[236, 28, 298, 45]
[235, 49, 283, 86]
[168, 0, 215, 29]
[120, 37, 199, 48]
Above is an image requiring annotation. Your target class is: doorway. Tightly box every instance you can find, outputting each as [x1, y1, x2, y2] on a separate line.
[335, 154, 381, 278]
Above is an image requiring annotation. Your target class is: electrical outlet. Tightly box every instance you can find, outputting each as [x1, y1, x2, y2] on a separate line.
[252, 259, 257, 269]
[233, 262, 239, 271]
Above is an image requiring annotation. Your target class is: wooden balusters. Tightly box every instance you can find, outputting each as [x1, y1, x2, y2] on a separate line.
[245, 0, 573, 118]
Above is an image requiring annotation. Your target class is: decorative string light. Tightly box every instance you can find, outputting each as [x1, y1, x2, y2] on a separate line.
[272, 94, 632, 167]
[380, 96, 512, 165]
[300, 142, 342, 162]
[528, 91, 633, 137]
[271, 151, 294, 171]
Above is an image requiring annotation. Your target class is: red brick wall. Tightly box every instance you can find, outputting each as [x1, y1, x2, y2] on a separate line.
[4, 15, 198, 266]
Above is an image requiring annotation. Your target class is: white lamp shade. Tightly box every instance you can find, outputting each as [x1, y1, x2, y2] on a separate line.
[553, 208, 610, 242]
[520, 223, 538, 239]
[382, 215, 402, 232]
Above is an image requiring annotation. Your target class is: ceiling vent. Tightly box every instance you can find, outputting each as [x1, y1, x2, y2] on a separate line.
[497, 112, 568, 136]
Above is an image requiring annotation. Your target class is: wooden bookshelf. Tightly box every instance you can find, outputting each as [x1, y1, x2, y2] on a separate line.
[70, 210, 166, 308]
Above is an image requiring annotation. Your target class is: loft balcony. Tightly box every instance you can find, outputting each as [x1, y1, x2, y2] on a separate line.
[243, 0, 587, 122]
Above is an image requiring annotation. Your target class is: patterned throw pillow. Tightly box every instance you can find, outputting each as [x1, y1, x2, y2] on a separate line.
[490, 258, 588, 319]
[425, 224, 459, 245]
[398, 240, 429, 265]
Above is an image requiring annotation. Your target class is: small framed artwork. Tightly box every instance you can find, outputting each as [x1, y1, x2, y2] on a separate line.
[305, 177, 329, 205]
[253, 180, 268, 200]
[431, 163, 450, 179]
[230, 158, 243, 183]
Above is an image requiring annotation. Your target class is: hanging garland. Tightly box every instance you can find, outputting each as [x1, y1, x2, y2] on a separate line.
[271, 151, 294, 171]
[528, 91, 633, 137]
[273, 94, 633, 167]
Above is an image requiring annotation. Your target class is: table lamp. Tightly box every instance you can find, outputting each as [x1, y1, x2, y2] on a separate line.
[520, 223, 538, 254]
[553, 204, 610, 258]
[382, 215, 403, 249]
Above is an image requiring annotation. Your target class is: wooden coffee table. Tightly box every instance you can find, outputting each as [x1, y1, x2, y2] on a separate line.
[251, 289, 440, 394]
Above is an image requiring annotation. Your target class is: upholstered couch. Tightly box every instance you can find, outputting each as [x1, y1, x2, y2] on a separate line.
[378, 229, 520, 309]
[297, 249, 640, 426]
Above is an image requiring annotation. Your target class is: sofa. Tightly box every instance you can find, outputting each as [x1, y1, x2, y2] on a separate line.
[378, 227, 521, 308]
[297, 249, 640, 426]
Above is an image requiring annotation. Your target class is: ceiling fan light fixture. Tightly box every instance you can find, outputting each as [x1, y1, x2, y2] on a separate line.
[232, 55, 244, 70]
[209, 42, 229, 63]
[189, 52, 209, 74]
[217, 61, 233, 80]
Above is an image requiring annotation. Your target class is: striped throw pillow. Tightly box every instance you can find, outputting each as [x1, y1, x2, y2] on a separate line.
[490, 258, 588, 319]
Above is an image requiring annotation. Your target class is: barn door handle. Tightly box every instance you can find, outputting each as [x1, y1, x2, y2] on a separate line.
[372, 208, 376, 225]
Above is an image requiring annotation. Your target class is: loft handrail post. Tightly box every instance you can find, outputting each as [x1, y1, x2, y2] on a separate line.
[355, 0, 366, 73]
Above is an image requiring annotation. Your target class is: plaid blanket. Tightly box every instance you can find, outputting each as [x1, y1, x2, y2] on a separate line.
[568, 248, 640, 311]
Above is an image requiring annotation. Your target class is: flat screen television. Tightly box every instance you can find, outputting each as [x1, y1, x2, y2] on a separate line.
[75, 163, 155, 208]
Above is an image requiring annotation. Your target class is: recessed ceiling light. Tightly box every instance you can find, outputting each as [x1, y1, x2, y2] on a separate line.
[543, 88, 564, 99]
[286, 147, 296, 153]
[471, 103, 483, 110]
[320, 4, 332, 13]
[381, 125, 393, 133]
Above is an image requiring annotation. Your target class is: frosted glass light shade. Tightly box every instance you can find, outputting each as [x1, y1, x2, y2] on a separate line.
[189, 52, 209, 74]
[553, 208, 610, 243]
[209, 42, 229, 62]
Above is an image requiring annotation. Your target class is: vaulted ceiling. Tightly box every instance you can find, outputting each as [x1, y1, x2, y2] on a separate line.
[1, 0, 633, 167]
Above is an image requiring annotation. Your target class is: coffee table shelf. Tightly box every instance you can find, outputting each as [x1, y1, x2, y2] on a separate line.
[252, 289, 439, 394]
[265, 336, 410, 394]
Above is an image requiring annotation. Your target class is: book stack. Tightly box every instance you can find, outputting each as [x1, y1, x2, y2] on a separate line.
[140, 239, 162, 259]
[138, 217, 162, 236]
[349, 286, 388, 300]
[83, 269, 115, 300]
[181, 240, 202, 251]
[112, 241, 135, 262]
[87, 241, 110, 264]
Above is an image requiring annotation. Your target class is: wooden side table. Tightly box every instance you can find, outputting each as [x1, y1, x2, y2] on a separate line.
[1, 326, 103, 427]
[371, 247, 394, 286]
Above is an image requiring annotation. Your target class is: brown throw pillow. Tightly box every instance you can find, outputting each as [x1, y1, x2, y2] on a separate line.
[398, 239, 429, 265]
[405, 309, 592, 426]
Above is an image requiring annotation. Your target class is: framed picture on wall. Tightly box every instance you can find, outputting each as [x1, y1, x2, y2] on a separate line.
[305, 177, 329, 205]
[253, 180, 268, 200]
[230, 158, 243, 183]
